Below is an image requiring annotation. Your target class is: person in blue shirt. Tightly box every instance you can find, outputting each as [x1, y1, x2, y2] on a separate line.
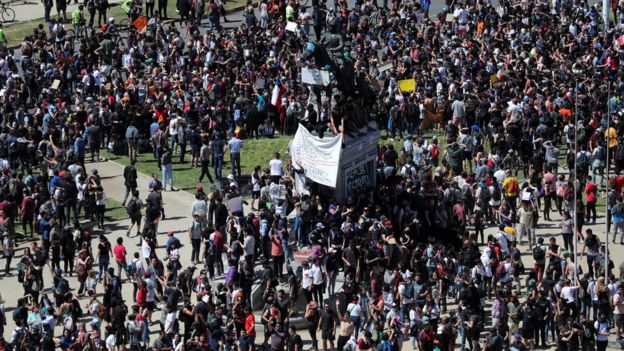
[73, 133, 86, 168]
[227, 135, 243, 178]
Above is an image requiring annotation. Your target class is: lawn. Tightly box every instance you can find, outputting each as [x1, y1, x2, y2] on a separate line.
[103, 135, 294, 191]
[105, 197, 128, 221]
[3, 0, 248, 47]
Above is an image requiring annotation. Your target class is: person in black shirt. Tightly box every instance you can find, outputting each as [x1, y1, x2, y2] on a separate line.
[288, 326, 303, 351]
[213, 197, 228, 233]
[521, 301, 537, 350]
[534, 290, 551, 348]
[122, 160, 138, 206]
[319, 303, 337, 351]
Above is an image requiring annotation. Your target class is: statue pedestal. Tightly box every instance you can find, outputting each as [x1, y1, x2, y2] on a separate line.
[332, 129, 380, 202]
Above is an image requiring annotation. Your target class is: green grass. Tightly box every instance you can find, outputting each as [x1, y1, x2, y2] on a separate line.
[103, 136, 294, 191]
[105, 197, 128, 221]
[3, 0, 248, 47]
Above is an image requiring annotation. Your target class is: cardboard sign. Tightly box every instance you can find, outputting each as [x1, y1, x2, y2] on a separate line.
[285, 21, 298, 32]
[398, 79, 416, 92]
[490, 74, 498, 83]
[51, 79, 60, 90]
[377, 61, 394, 74]
[133, 16, 148, 31]
[301, 67, 331, 86]
[226, 196, 243, 213]
[270, 184, 287, 200]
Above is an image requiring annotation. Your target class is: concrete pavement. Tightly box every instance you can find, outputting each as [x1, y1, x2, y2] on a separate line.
[0, 155, 621, 350]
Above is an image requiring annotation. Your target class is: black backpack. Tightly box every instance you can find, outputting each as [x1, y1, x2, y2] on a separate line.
[616, 144, 624, 162]
[532, 245, 545, 260]
[492, 185, 502, 202]
[126, 198, 140, 216]
[55, 278, 70, 295]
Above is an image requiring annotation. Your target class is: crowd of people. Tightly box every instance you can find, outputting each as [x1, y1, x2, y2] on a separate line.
[4, 0, 624, 349]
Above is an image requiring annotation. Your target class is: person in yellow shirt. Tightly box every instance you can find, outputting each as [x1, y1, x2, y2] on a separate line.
[502, 169, 519, 215]
[606, 124, 618, 153]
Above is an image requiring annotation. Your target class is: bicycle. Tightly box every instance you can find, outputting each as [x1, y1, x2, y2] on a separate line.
[0, 2, 15, 22]
[66, 24, 88, 39]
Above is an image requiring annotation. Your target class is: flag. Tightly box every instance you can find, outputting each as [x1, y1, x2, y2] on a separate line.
[271, 79, 287, 108]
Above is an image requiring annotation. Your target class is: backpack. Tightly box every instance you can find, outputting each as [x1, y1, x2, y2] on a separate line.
[616, 144, 624, 162]
[478, 186, 491, 205]
[462, 185, 473, 203]
[492, 186, 501, 202]
[567, 125, 575, 142]
[55, 278, 70, 295]
[403, 282, 415, 299]
[532, 245, 545, 260]
[431, 144, 439, 159]
[578, 151, 590, 169]
[206, 239, 216, 256]
[126, 198, 140, 216]
[509, 178, 519, 194]
[495, 262, 505, 279]
[126, 260, 137, 275]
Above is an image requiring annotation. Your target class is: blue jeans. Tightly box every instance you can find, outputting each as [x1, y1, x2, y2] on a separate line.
[162, 163, 173, 189]
[293, 216, 303, 245]
[98, 255, 109, 280]
[230, 153, 241, 177]
[213, 155, 223, 180]
[282, 239, 292, 262]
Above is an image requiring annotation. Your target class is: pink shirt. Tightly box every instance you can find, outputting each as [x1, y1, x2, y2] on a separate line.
[113, 244, 127, 263]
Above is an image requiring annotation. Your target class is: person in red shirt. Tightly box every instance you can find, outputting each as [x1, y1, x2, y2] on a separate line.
[136, 280, 147, 307]
[19, 190, 35, 237]
[585, 176, 598, 224]
[113, 237, 128, 278]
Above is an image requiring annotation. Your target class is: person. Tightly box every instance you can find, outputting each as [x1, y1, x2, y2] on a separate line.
[269, 153, 283, 184]
[113, 237, 128, 279]
[122, 160, 138, 206]
[126, 190, 144, 237]
[126, 122, 140, 164]
[319, 303, 336, 351]
[227, 134, 243, 178]
[210, 133, 226, 181]
[198, 138, 214, 184]
[594, 313, 610, 351]
[188, 215, 204, 264]
[161, 146, 176, 191]
[71, 5, 85, 37]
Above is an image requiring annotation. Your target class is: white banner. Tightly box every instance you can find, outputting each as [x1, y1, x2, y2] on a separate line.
[301, 67, 331, 86]
[290, 124, 342, 188]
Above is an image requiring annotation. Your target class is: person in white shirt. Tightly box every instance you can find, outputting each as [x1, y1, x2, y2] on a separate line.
[495, 225, 512, 254]
[346, 297, 362, 338]
[243, 229, 256, 266]
[268, 152, 283, 183]
[164, 305, 177, 338]
[310, 259, 325, 303]
[560, 279, 580, 310]
[302, 262, 313, 302]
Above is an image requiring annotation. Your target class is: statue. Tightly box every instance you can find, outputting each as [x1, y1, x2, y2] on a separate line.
[299, 24, 376, 137]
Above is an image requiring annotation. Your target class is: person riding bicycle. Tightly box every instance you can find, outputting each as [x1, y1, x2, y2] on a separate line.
[101, 17, 115, 34]
[71, 5, 85, 37]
